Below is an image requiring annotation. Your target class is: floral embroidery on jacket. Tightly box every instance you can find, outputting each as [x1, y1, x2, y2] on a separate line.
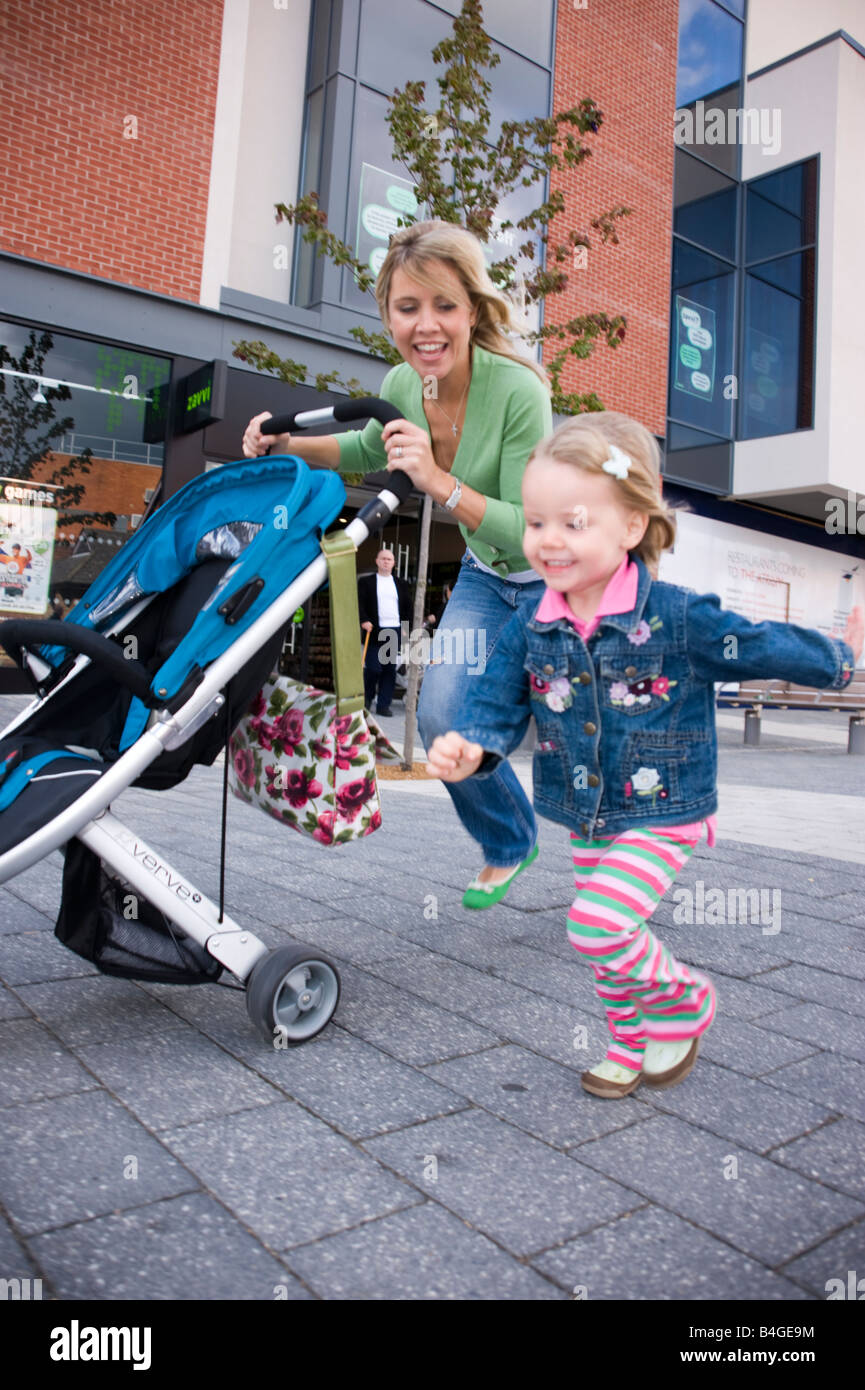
[626, 615, 663, 645]
[626, 766, 668, 806]
[608, 674, 677, 707]
[530, 673, 579, 713]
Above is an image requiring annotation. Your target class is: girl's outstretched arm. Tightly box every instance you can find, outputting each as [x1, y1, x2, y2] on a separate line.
[845, 605, 864, 663]
[426, 732, 485, 782]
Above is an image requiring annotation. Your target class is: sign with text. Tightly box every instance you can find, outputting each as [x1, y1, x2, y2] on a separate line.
[673, 295, 717, 403]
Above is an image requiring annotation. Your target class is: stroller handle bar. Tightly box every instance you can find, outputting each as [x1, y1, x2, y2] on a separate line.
[261, 396, 413, 505]
[0, 619, 157, 704]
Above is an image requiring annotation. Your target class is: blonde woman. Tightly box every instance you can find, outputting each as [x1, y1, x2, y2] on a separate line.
[242, 220, 552, 906]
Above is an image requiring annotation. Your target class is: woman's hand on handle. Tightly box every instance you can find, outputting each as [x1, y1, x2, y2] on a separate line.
[242, 412, 292, 459]
[844, 605, 864, 664]
[426, 732, 485, 783]
[381, 418, 440, 493]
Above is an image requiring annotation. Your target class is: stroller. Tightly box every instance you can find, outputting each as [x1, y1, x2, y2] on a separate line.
[0, 398, 410, 1047]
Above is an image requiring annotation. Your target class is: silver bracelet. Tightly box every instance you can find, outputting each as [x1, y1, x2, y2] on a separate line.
[442, 478, 462, 512]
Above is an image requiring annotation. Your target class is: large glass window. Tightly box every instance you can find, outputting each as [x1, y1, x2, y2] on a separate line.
[0, 321, 169, 625]
[294, 0, 554, 318]
[674, 0, 745, 179]
[741, 160, 818, 440]
[669, 242, 737, 442]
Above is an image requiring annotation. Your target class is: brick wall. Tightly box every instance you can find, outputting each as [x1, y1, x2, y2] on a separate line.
[0, 0, 223, 301]
[547, 0, 678, 435]
[27, 454, 161, 540]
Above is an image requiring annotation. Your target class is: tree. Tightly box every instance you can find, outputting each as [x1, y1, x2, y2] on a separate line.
[233, 0, 630, 764]
[0, 330, 117, 531]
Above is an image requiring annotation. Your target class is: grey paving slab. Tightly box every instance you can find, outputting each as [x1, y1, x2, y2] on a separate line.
[770, 1120, 865, 1203]
[698, 1015, 818, 1077]
[741, 933, 865, 980]
[751, 963, 865, 1018]
[0, 1018, 98, 1109]
[780, 1220, 865, 1299]
[698, 972, 800, 1022]
[0, 931, 98, 985]
[363, 1109, 642, 1257]
[0, 894, 53, 936]
[0, 1210, 41, 1285]
[31, 1192, 313, 1301]
[286, 1201, 565, 1299]
[574, 1114, 864, 1267]
[424, 1044, 649, 1148]
[268, 915, 420, 966]
[765, 1052, 865, 1126]
[489, 942, 607, 1014]
[758, 1001, 865, 1063]
[478, 992, 624, 1074]
[833, 891, 865, 925]
[161, 1102, 421, 1250]
[17, 976, 191, 1046]
[71, 1026, 282, 1131]
[0, 1090, 199, 1235]
[333, 964, 502, 1065]
[659, 930, 791, 980]
[230, 1025, 469, 1140]
[2, 862, 64, 916]
[531, 1205, 813, 1301]
[640, 1057, 835, 1153]
[0, 983, 30, 1021]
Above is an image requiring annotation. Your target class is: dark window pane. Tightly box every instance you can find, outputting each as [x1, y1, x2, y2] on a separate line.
[750, 251, 805, 297]
[674, 148, 737, 260]
[358, 0, 444, 94]
[669, 241, 736, 439]
[307, 0, 331, 89]
[674, 81, 741, 178]
[293, 86, 325, 306]
[741, 256, 815, 438]
[746, 160, 817, 262]
[343, 86, 418, 314]
[667, 421, 728, 450]
[676, 0, 743, 106]
[716, 0, 745, 16]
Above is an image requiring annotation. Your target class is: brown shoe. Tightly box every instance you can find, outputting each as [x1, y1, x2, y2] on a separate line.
[641, 1037, 701, 1089]
[581, 1068, 642, 1099]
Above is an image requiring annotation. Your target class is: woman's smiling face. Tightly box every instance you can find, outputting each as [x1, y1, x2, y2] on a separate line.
[386, 261, 476, 383]
[521, 455, 647, 596]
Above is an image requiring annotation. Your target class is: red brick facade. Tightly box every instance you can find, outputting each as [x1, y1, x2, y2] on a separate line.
[0, 0, 223, 301]
[546, 0, 678, 435]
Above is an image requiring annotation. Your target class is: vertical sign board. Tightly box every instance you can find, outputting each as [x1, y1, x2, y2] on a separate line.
[674, 295, 717, 402]
[0, 481, 57, 614]
[356, 163, 418, 280]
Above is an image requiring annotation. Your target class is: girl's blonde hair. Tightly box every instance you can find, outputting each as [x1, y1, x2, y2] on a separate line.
[529, 411, 676, 572]
[375, 220, 550, 388]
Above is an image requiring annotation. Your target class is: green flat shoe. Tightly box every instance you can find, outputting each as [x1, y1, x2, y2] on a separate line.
[462, 844, 539, 910]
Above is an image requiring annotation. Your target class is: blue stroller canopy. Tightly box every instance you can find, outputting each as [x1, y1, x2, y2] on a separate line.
[41, 454, 345, 708]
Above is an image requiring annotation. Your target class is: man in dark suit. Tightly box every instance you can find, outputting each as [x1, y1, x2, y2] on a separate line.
[357, 547, 412, 715]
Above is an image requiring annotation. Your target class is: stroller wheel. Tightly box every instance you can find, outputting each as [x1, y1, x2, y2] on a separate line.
[245, 944, 340, 1047]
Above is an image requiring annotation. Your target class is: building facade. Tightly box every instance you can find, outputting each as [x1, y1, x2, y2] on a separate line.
[1, 0, 862, 679]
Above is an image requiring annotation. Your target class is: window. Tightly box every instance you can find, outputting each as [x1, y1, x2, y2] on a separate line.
[675, 0, 745, 179]
[293, 0, 554, 320]
[0, 321, 170, 618]
[740, 159, 817, 439]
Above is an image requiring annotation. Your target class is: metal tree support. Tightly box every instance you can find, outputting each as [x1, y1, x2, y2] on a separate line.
[744, 707, 762, 746]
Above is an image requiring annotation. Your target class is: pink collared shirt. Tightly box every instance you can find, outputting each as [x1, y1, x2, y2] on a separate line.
[534, 555, 638, 641]
[534, 556, 717, 847]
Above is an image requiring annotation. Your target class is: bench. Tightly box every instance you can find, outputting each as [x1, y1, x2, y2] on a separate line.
[716, 674, 865, 754]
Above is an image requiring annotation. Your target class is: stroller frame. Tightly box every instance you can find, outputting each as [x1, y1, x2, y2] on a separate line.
[0, 398, 411, 1044]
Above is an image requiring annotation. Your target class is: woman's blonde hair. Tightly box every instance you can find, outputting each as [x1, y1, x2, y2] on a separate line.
[375, 220, 550, 388]
[529, 411, 676, 572]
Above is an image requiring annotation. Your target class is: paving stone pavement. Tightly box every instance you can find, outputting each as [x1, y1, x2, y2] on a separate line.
[0, 694, 863, 1300]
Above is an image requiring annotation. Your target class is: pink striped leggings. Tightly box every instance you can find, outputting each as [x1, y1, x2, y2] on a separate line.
[568, 827, 716, 1073]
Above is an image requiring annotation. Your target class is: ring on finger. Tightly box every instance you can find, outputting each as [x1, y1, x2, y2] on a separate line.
[395, 446, 403, 458]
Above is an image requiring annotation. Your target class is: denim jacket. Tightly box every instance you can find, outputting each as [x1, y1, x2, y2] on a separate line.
[458, 558, 856, 839]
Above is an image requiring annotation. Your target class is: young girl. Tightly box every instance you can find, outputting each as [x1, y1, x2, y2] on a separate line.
[427, 412, 864, 1100]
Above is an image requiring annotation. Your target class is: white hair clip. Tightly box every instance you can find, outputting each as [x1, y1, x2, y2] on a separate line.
[601, 445, 632, 480]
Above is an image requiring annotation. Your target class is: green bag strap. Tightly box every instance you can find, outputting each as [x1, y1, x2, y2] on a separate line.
[320, 531, 366, 716]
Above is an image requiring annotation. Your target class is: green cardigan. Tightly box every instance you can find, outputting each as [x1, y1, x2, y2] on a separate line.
[335, 345, 553, 576]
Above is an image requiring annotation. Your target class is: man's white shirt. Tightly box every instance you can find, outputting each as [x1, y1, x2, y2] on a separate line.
[376, 573, 400, 627]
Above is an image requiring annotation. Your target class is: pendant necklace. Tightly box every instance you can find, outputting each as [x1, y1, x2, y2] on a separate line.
[432, 374, 470, 437]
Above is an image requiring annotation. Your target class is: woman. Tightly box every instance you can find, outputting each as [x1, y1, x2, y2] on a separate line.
[242, 219, 552, 907]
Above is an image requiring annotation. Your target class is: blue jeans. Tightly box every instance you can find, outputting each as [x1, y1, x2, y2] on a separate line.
[417, 550, 545, 867]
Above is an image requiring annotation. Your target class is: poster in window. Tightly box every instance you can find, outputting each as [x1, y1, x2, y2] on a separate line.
[674, 294, 717, 402]
[744, 327, 783, 429]
[356, 163, 418, 280]
[0, 499, 56, 614]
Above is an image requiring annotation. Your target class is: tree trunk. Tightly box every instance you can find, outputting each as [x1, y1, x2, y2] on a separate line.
[401, 491, 433, 770]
